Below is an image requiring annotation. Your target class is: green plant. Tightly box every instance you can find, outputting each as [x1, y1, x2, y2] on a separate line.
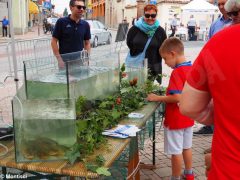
[68, 63, 166, 176]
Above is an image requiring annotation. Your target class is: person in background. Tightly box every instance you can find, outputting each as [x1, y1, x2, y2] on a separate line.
[147, 38, 194, 180]
[208, 0, 232, 39]
[123, 17, 128, 23]
[170, 14, 177, 37]
[180, 21, 240, 179]
[225, 0, 240, 24]
[194, 0, 232, 136]
[51, 0, 91, 68]
[126, 4, 167, 84]
[187, 15, 197, 41]
[1, 16, 9, 37]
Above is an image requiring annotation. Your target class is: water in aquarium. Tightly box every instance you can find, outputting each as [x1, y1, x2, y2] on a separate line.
[26, 81, 68, 99]
[14, 119, 76, 162]
[70, 68, 119, 99]
[13, 99, 76, 162]
[26, 67, 119, 99]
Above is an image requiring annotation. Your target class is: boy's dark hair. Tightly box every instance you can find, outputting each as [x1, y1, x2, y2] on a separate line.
[160, 37, 184, 55]
[69, 0, 85, 7]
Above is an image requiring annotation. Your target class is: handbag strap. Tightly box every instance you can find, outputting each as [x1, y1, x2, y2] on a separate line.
[143, 37, 152, 53]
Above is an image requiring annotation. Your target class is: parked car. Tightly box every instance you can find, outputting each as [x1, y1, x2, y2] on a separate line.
[86, 20, 112, 47]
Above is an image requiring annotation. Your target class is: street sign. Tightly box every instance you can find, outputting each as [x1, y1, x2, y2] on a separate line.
[149, 0, 157, 5]
[43, 1, 52, 9]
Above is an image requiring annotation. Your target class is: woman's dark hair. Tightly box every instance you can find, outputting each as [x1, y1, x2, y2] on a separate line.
[69, 0, 85, 7]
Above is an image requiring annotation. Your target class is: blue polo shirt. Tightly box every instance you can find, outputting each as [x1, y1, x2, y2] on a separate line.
[208, 15, 232, 39]
[52, 15, 91, 55]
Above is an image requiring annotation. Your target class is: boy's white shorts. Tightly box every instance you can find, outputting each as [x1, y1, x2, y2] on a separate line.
[164, 126, 193, 155]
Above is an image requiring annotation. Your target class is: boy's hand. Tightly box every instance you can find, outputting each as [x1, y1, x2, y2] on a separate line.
[147, 93, 160, 102]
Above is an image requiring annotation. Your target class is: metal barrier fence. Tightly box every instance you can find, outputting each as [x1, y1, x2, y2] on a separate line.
[6, 37, 52, 78]
[3, 38, 128, 82]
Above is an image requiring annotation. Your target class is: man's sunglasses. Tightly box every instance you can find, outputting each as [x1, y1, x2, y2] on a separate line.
[227, 11, 239, 17]
[74, 5, 86, 10]
[144, 13, 157, 19]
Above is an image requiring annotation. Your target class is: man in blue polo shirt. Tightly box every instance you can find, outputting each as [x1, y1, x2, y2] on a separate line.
[208, 0, 232, 39]
[1, 16, 9, 37]
[51, 0, 91, 68]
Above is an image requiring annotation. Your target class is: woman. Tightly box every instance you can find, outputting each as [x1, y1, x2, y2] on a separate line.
[126, 4, 167, 84]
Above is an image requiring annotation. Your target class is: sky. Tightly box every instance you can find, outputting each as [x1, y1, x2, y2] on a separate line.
[51, 0, 70, 15]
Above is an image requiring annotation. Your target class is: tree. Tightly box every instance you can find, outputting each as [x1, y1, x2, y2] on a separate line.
[63, 8, 68, 17]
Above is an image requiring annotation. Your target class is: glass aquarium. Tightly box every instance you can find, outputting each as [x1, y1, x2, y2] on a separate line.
[23, 50, 120, 100]
[67, 52, 120, 99]
[12, 97, 76, 162]
[125, 58, 148, 86]
[23, 55, 68, 99]
[13, 50, 120, 162]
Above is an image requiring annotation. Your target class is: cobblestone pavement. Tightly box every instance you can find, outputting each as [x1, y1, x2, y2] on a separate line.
[139, 120, 212, 180]
[0, 26, 212, 180]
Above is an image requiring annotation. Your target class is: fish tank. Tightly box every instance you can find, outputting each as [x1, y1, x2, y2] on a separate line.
[12, 97, 76, 162]
[23, 51, 120, 100]
[124, 58, 148, 86]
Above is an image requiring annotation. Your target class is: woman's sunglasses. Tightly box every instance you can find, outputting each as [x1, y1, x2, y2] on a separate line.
[74, 5, 86, 10]
[144, 14, 157, 19]
[227, 11, 239, 17]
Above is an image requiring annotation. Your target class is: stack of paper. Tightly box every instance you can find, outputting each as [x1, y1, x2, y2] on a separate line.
[128, 112, 145, 119]
[102, 125, 141, 138]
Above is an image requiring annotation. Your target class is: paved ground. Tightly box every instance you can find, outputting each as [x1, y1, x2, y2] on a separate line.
[0, 26, 212, 179]
[139, 120, 212, 180]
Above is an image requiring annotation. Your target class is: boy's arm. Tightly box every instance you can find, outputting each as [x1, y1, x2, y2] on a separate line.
[147, 93, 180, 103]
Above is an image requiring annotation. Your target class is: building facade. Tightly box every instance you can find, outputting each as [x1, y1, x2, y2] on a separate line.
[103, 0, 218, 32]
[91, 0, 105, 23]
[0, 0, 29, 35]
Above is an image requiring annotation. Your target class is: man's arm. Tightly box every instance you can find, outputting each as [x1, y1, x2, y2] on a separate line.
[84, 39, 91, 54]
[51, 37, 64, 68]
[180, 82, 213, 125]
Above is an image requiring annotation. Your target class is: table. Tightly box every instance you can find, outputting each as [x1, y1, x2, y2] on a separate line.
[0, 102, 160, 179]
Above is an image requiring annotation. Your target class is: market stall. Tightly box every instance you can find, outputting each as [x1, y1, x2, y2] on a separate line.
[0, 50, 162, 179]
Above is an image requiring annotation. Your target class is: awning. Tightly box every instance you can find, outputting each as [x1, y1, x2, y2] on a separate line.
[29, 0, 39, 14]
[181, 0, 218, 14]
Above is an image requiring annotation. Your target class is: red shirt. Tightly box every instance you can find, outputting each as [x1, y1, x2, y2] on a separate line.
[164, 61, 194, 129]
[187, 25, 240, 179]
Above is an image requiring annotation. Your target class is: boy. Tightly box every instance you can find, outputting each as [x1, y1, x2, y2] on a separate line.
[147, 37, 194, 180]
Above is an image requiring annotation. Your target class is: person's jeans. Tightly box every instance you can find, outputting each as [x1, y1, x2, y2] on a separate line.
[188, 26, 195, 41]
[2, 26, 8, 37]
[170, 26, 176, 37]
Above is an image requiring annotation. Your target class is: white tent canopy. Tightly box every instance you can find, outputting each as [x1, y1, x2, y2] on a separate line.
[181, 0, 218, 14]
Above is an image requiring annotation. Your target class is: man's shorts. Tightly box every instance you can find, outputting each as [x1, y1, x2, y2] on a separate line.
[164, 126, 193, 155]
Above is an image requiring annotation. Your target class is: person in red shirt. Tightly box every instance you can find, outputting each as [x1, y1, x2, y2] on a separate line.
[147, 37, 194, 180]
[180, 24, 240, 179]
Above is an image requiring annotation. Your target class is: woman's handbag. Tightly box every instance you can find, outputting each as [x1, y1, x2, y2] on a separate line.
[125, 38, 152, 67]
